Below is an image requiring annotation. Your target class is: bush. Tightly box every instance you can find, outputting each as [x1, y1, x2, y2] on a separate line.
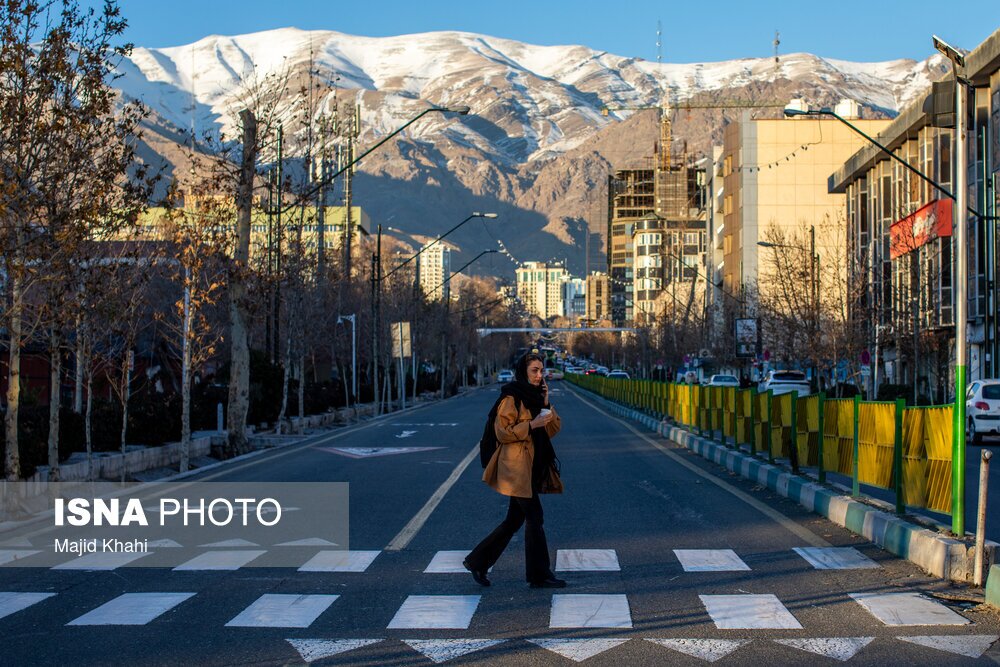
[876, 383, 913, 404]
[1, 405, 86, 478]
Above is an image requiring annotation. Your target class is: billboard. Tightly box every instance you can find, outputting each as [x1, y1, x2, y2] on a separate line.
[735, 318, 758, 358]
[890, 198, 952, 259]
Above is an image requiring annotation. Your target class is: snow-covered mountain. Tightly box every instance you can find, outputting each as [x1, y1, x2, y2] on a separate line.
[117, 28, 950, 276]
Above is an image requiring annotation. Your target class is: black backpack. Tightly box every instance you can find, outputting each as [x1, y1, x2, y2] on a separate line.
[479, 394, 521, 468]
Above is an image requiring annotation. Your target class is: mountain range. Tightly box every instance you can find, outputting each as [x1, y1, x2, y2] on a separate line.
[117, 28, 951, 278]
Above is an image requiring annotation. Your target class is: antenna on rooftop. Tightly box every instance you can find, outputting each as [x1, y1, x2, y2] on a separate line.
[656, 19, 662, 65]
[773, 30, 781, 76]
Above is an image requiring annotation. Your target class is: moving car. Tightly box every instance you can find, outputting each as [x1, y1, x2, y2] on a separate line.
[707, 374, 740, 388]
[966, 379, 1000, 444]
[759, 370, 811, 396]
[497, 370, 514, 383]
[607, 370, 630, 380]
[544, 368, 564, 381]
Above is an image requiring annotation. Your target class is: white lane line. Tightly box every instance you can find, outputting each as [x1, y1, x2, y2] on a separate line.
[226, 594, 339, 628]
[402, 639, 505, 664]
[299, 550, 381, 573]
[775, 637, 875, 662]
[0, 550, 40, 566]
[529, 638, 630, 662]
[424, 550, 475, 573]
[897, 635, 999, 658]
[0, 592, 56, 620]
[550, 594, 632, 629]
[700, 594, 802, 630]
[850, 592, 969, 626]
[555, 549, 620, 572]
[568, 386, 830, 548]
[387, 595, 480, 630]
[385, 443, 480, 552]
[67, 592, 195, 626]
[286, 639, 383, 663]
[794, 547, 879, 570]
[646, 638, 750, 663]
[173, 550, 266, 571]
[674, 549, 750, 572]
[52, 552, 150, 570]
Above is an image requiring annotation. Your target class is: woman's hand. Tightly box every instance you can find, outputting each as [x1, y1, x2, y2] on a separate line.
[529, 411, 553, 429]
[541, 380, 549, 406]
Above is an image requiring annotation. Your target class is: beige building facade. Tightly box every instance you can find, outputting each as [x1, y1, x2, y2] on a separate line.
[516, 261, 569, 320]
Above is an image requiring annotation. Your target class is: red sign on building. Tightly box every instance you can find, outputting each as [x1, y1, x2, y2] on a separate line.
[889, 198, 953, 259]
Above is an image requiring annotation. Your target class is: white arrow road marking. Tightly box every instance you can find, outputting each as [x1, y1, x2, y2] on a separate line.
[319, 446, 444, 459]
[402, 639, 505, 664]
[286, 639, 383, 663]
[897, 635, 999, 658]
[528, 638, 630, 662]
[395, 430, 417, 438]
[646, 639, 750, 663]
[775, 637, 875, 662]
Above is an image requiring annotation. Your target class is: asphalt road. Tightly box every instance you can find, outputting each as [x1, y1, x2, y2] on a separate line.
[1, 383, 998, 666]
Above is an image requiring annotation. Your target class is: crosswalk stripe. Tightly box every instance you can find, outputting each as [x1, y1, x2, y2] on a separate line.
[646, 638, 750, 663]
[850, 592, 969, 626]
[387, 595, 480, 630]
[674, 549, 750, 572]
[424, 551, 473, 573]
[173, 550, 266, 571]
[528, 638, 630, 662]
[275, 538, 339, 547]
[67, 592, 195, 626]
[699, 594, 802, 629]
[402, 639, 505, 663]
[286, 639, 383, 663]
[774, 637, 875, 662]
[555, 549, 620, 572]
[298, 550, 381, 573]
[897, 635, 999, 658]
[793, 547, 879, 570]
[225, 594, 339, 628]
[198, 539, 260, 548]
[550, 594, 632, 629]
[0, 550, 40, 566]
[52, 552, 150, 571]
[0, 592, 56, 620]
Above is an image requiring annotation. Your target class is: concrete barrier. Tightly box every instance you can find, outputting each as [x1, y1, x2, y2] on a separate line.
[987, 565, 1000, 608]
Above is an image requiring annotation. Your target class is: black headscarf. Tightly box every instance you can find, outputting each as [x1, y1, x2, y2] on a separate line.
[501, 353, 559, 489]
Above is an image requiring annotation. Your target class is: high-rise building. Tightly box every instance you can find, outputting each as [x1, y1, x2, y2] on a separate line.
[585, 272, 610, 324]
[516, 261, 569, 320]
[562, 277, 586, 321]
[419, 244, 451, 301]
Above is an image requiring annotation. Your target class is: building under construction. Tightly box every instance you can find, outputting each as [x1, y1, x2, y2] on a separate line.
[607, 131, 707, 326]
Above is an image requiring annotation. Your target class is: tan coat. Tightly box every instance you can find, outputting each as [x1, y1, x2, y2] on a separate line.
[483, 395, 562, 498]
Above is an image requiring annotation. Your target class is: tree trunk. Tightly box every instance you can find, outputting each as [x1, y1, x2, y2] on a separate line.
[4, 273, 23, 481]
[277, 335, 291, 434]
[85, 362, 94, 481]
[74, 319, 84, 413]
[297, 352, 305, 432]
[119, 353, 131, 484]
[47, 328, 61, 481]
[226, 109, 257, 457]
[180, 270, 192, 473]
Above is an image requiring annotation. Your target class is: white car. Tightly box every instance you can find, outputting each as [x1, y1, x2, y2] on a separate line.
[759, 370, 811, 396]
[966, 379, 1000, 444]
[607, 370, 630, 380]
[497, 370, 514, 383]
[708, 374, 741, 388]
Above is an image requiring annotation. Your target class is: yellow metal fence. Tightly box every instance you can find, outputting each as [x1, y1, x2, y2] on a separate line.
[568, 374, 953, 516]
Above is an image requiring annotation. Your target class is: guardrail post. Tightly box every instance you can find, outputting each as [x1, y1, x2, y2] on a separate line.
[766, 390, 775, 464]
[894, 398, 905, 515]
[817, 392, 826, 484]
[852, 394, 861, 498]
[789, 391, 800, 473]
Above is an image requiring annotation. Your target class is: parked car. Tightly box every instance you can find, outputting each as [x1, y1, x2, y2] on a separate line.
[759, 370, 811, 396]
[707, 374, 740, 388]
[544, 368, 564, 381]
[595, 366, 609, 375]
[966, 379, 1000, 444]
[497, 370, 514, 383]
[607, 370, 630, 380]
[564, 366, 581, 374]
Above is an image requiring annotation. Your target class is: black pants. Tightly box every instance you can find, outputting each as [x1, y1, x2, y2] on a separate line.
[466, 493, 551, 583]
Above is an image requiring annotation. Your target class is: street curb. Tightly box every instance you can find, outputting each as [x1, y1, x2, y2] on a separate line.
[988, 566, 1000, 608]
[572, 384, 994, 584]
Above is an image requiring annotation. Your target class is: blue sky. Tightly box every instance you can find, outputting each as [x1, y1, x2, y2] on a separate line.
[118, 1, 998, 63]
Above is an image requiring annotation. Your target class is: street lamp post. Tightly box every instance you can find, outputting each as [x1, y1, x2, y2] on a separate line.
[385, 212, 499, 282]
[336, 314, 357, 399]
[436, 249, 499, 399]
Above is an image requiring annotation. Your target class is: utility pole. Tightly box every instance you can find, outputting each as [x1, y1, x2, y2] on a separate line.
[274, 123, 284, 363]
[343, 103, 359, 279]
[371, 252, 378, 414]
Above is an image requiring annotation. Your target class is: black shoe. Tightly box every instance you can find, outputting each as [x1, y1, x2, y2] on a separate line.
[529, 576, 567, 588]
[463, 559, 491, 587]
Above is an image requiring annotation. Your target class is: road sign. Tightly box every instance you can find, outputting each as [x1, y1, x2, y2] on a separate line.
[391, 322, 411, 358]
[861, 364, 871, 377]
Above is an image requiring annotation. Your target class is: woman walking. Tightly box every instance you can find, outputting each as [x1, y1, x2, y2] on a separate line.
[464, 353, 566, 588]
